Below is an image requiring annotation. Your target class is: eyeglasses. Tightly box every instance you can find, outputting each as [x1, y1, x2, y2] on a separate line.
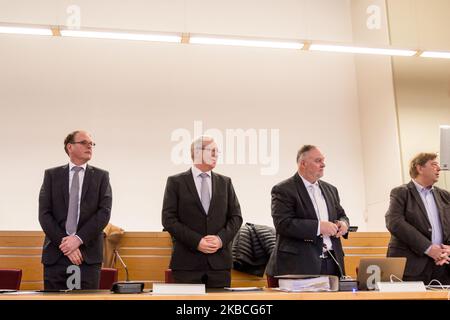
[204, 147, 221, 154]
[71, 140, 96, 147]
[196, 147, 221, 154]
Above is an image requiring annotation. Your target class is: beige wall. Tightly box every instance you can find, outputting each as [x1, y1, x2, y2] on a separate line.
[392, 58, 450, 189]
[0, 0, 370, 231]
[350, 0, 403, 231]
[387, 0, 450, 190]
[3, 1, 446, 232]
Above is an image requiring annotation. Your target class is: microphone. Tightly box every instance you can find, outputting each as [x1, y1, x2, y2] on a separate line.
[111, 250, 144, 294]
[322, 243, 358, 291]
[114, 249, 129, 282]
[322, 243, 345, 279]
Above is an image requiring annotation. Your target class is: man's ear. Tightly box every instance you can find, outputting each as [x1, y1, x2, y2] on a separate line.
[415, 164, 423, 175]
[192, 150, 202, 165]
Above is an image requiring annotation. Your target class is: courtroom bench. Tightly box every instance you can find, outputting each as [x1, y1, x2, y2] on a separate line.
[0, 231, 390, 290]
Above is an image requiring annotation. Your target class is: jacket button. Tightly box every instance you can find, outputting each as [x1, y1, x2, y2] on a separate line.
[428, 228, 432, 232]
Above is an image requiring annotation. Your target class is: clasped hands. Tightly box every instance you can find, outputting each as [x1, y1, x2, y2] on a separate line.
[59, 235, 83, 265]
[320, 220, 348, 238]
[427, 244, 450, 266]
[197, 235, 222, 254]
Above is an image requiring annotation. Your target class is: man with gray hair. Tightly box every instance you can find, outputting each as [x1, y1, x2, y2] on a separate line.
[162, 136, 243, 287]
[386, 152, 450, 284]
[266, 145, 349, 278]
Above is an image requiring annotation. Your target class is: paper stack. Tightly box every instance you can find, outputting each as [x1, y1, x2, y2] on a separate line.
[278, 276, 332, 292]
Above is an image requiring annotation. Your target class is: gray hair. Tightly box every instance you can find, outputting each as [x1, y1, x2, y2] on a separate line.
[191, 136, 215, 160]
[296, 145, 317, 163]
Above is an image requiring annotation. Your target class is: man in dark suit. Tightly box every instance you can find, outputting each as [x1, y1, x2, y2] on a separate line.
[162, 136, 243, 288]
[39, 130, 112, 290]
[266, 145, 349, 277]
[386, 152, 450, 284]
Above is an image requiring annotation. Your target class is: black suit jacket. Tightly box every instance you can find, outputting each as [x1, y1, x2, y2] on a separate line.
[266, 173, 349, 276]
[38, 164, 112, 265]
[161, 169, 243, 271]
[385, 181, 450, 277]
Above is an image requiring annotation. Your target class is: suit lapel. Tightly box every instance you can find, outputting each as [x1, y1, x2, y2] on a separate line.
[81, 165, 93, 202]
[407, 181, 431, 225]
[61, 164, 70, 208]
[432, 188, 449, 239]
[208, 172, 218, 216]
[293, 173, 317, 220]
[319, 181, 334, 222]
[184, 169, 206, 215]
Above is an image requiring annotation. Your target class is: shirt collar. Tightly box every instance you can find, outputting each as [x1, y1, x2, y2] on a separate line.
[299, 173, 319, 189]
[412, 179, 433, 193]
[69, 161, 87, 172]
[192, 165, 211, 178]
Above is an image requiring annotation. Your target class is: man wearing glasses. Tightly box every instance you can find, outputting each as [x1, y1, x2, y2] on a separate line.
[386, 152, 450, 284]
[39, 130, 112, 290]
[162, 136, 243, 287]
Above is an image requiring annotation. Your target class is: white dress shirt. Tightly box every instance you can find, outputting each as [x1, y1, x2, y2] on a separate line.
[191, 166, 222, 247]
[299, 174, 333, 251]
[191, 166, 212, 200]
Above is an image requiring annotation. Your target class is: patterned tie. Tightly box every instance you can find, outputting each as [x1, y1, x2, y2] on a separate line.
[200, 173, 211, 214]
[66, 166, 83, 235]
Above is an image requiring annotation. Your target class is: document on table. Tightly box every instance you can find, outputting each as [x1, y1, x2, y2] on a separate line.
[0, 290, 42, 295]
[278, 276, 332, 292]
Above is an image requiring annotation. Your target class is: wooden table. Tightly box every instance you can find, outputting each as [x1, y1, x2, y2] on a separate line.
[0, 289, 448, 300]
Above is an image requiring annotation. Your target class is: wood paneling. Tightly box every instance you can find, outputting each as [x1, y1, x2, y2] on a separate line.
[342, 232, 390, 278]
[0, 231, 390, 289]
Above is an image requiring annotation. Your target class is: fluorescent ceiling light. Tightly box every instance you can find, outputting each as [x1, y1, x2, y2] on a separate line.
[0, 25, 52, 36]
[60, 30, 181, 43]
[309, 44, 416, 57]
[189, 36, 303, 49]
[420, 51, 450, 59]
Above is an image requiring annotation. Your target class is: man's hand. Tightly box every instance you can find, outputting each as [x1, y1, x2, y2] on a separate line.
[204, 235, 222, 249]
[59, 235, 82, 256]
[67, 248, 83, 265]
[427, 244, 448, 262]
[440, 244, 450, 254]
[197, 236, 221, 254]
[320, 221, 339, 237]
[335, 220, 348, 238]
[434, 244, 450, 266]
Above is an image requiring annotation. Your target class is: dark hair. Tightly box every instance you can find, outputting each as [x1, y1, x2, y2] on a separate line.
[63, 130, 80, 155]
[296, 145, 317, 163]
[409, 152, 438, 178]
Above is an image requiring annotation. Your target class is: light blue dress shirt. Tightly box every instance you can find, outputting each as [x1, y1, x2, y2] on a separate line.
[412, 180, 443, 248]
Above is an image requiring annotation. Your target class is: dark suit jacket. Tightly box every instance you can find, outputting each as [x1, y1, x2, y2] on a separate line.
[161, 169, 243, 271]
[385, 181, 450, 277]
[39, 164, 112, 265]
[266, 173, 349, 276]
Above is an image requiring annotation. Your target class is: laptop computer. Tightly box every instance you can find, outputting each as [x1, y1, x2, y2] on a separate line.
[356, 257, 407, 290]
